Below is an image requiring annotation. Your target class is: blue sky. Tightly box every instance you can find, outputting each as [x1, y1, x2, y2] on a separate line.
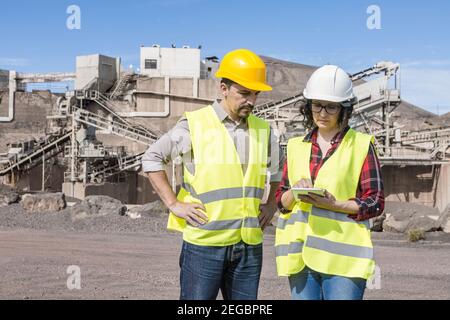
[1, 0, 449, 114]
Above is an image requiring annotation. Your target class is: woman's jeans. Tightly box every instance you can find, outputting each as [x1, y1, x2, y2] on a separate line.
[289, 266, 366, 300]
[179, 240, 263, 300]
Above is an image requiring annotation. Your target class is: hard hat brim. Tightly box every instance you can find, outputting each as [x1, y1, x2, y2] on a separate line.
[216, 70, 272, 92]
[303, 90, 354, 105]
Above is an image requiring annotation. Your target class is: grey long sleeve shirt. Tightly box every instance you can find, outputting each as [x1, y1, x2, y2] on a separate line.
[142, 100, 284, 183]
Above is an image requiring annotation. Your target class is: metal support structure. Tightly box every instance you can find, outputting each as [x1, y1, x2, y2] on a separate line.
[0, 131, 72, 176]
[70, 114, 76, 183]
[42, 154, 45, 191]
[2, 60, 448, 188]
[252, 61, 449, 165]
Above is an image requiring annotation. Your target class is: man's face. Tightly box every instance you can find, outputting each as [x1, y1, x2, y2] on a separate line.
[221, 82, 260, 120]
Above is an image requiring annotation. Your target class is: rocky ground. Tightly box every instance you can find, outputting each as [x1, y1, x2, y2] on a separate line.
[0, 202, 167, 234]
[0, 191, 449, 300]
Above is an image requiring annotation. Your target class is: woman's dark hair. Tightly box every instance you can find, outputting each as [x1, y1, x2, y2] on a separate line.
[300, 99, 354, 131]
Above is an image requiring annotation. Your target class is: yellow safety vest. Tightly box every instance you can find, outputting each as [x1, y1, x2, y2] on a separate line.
[275, 128, 375, 279]
[167, 105, 270, 246]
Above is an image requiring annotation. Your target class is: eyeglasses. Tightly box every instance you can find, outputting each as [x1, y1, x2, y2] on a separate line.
[311, 102, 341, 115]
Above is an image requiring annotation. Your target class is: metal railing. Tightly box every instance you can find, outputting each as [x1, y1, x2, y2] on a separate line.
[0, 131, 72, 176]
[72, 107, 156, 145]
[89, 152, 144, 181]
[109, 73, 133, 100]
[77, 89, 160, 139]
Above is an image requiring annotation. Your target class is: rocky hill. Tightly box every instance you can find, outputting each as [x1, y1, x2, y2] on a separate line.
[259, 56, 448, 131]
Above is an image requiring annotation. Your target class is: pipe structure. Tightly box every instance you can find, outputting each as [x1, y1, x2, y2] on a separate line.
[0, 71, 16, 122]
[119, 77, 215, 118]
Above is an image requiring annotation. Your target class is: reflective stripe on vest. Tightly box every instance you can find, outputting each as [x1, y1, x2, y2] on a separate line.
[305, 236, 373, 260]
[197, 217, 261, 230]
[276, 210, 309, 230]
[275, 241, 304, 257]
[311, 207, 371, 229]
[182, 183, 265, 204]
[275, 128, 376, 279]
[275, 209, 310, 276]
[167, 105, 270, 246]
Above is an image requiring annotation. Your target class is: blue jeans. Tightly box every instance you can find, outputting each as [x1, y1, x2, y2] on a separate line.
[179, 240, 263, 300]
[289, 266, 366, 300]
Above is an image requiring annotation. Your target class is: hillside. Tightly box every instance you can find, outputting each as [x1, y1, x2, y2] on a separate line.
[260, 56, 448, 131]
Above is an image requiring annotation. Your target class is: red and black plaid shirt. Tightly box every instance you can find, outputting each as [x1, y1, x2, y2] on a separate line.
[275, 126, 384, 221]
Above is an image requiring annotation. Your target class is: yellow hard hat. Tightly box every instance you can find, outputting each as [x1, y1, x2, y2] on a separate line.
[215, 49, 272, 91]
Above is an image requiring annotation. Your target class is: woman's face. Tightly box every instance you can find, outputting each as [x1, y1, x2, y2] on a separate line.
[311, 100, 341, 130]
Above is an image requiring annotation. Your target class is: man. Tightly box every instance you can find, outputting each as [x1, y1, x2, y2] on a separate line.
[142, 49, 283, 300]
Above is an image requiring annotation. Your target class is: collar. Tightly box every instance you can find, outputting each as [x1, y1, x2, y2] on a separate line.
[212, 100, 247, 125]
[303, 126, 350, 144]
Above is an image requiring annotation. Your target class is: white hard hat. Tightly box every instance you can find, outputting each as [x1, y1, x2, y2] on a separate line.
[303, 65, 355, 105]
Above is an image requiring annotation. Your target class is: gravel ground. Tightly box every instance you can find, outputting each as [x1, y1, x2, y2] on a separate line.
[0, 203, 168, 234]
[1, 203, 450, 300]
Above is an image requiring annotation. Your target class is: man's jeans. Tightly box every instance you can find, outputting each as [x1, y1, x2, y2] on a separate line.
[179, 240, 263, 300]
[289, 266, 366, 300]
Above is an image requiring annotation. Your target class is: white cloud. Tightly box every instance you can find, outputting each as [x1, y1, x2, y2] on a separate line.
[401, 59, 450, 68]
[401, 67, 450, 113]
[0, 57, 31, 68]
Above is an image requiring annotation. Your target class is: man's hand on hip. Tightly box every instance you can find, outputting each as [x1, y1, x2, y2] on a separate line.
[169, 201, 208, 227]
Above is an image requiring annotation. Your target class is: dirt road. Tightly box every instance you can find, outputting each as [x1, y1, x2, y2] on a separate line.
[1, 228, 449, 300]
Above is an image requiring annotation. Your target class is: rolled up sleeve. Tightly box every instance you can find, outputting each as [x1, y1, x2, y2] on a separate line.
[141, 118, 191, 172]
[349, 143, 385, 221]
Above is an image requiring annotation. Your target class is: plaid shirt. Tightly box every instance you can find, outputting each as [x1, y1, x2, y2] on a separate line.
[275, 127, 384, 221]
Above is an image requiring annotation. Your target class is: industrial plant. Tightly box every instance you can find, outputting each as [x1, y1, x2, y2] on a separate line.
[0, 45, 448, 211]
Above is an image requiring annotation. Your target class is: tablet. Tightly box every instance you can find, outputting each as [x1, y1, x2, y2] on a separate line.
[291, 187, 325, 199]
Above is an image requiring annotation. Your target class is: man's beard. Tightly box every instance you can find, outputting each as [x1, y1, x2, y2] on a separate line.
[237, 104, 254, 118]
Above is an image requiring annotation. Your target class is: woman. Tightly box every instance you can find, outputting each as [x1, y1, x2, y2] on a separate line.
[275, 65, 384, 300]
